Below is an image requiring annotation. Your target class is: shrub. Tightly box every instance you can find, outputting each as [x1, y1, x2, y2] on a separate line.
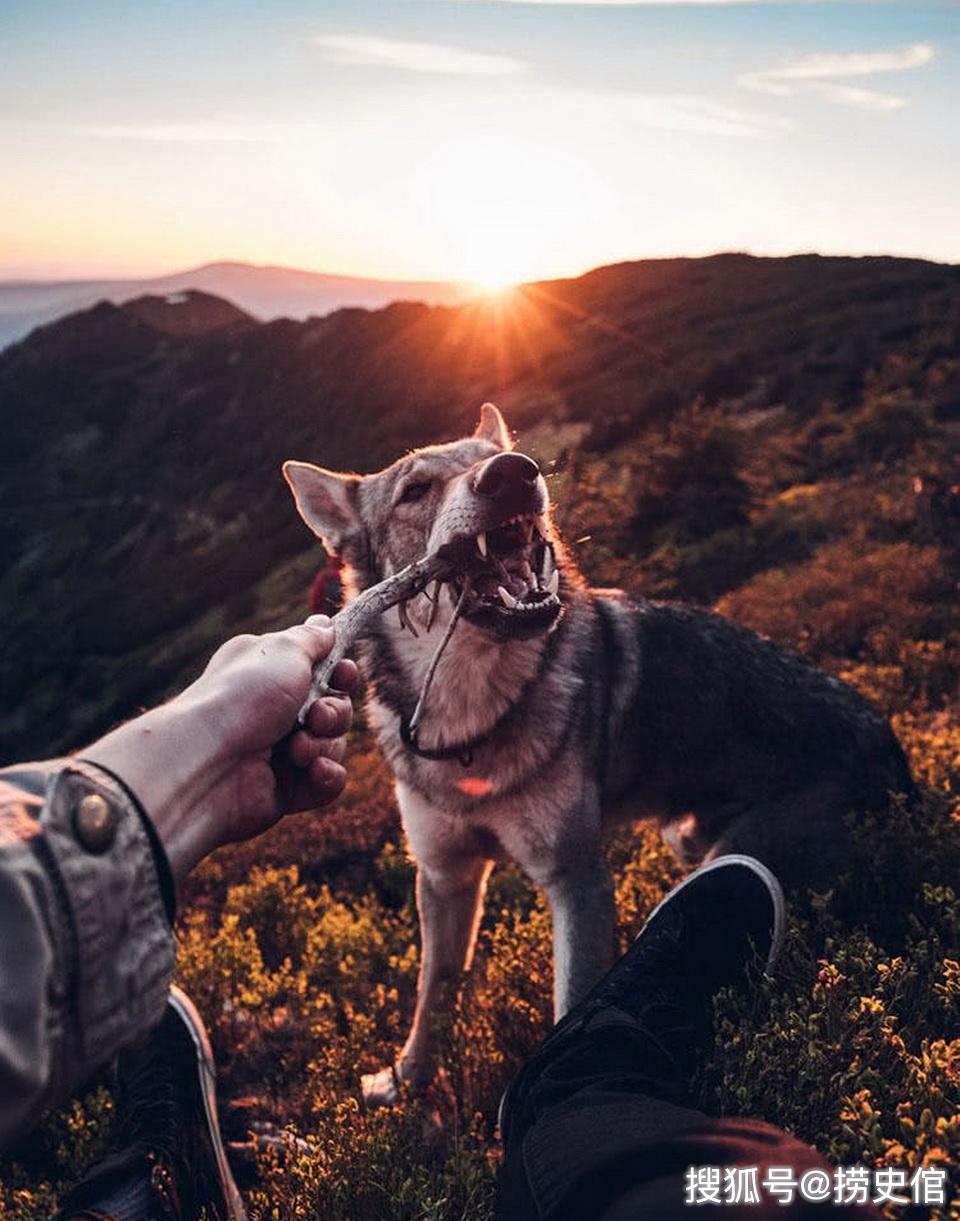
[638, 502, 829, 602]
[718, 541, 953, 663]
[709, 883, 960, 1219]
[851, 395, 931, 464]
[628, 402, 753, 548]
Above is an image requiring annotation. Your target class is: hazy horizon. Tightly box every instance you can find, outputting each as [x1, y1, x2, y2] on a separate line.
[4, 245, 960, 291]
[0, 257, 471, 286]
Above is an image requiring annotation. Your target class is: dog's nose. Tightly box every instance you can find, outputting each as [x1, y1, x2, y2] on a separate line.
[474, 451, 540, 498]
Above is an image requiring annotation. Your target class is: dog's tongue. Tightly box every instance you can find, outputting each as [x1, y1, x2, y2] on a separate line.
[474, 571, 530, 598]
[474, 573, 499, 597]
[503, 573, 532, 598]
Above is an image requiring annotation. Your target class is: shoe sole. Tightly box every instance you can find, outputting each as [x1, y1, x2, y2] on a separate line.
[641, 853, 786, 973]
[497, 853, 786, 1135]
[168, 986, 247, 1221]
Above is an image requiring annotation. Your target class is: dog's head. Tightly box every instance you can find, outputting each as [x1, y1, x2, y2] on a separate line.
[283, 404, 564, 641]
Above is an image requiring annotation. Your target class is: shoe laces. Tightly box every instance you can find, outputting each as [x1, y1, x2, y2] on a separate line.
[113, 1050, 178, 1161]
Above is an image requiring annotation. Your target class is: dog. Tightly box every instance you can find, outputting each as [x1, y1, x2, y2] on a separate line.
[283, 402, 913, 1105]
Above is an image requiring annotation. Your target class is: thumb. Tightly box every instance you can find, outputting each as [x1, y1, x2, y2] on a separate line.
[285, 619, 336, 664]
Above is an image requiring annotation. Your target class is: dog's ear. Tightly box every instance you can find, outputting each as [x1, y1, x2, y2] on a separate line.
[474, 402, 513, 450]
[283, 460, 361, 551]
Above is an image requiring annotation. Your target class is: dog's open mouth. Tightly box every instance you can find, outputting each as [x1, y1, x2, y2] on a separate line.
[387, 508, 563, 747]
[446, 513, 562, 638]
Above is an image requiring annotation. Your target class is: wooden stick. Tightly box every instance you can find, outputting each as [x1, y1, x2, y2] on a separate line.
[408, 577, 472, 735]
[298, 552, 451, 723]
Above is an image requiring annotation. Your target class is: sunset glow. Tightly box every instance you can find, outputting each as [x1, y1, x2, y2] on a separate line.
[457, 228, 538, 294]
[2, 3, 958, 282]
[468, 273, 522, 298]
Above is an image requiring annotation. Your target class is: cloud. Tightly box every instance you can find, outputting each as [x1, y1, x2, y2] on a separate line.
[739, 42, 935, 111]
[314, 34, 525, 76]
[568, 91, 790, 138]
[75, 122, 287, 143]
[813, 84, 907, 112]
[62, 87, 783, 149]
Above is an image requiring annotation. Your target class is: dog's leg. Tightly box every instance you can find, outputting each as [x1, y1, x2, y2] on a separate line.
[362, 784, 492, 1106]
[500, 788, 615, 1021]
[702, 781, 854, 893]
[541, 852, 616, 1019]
[661, 812, 712, 867]
[362, 856, 492, 1106]
[405, 857, 492, 1078]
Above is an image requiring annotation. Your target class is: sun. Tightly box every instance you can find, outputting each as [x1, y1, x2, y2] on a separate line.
[454, 238, 531, 298]
[467, 271, 519, 297]
[462, 259, 522, 297]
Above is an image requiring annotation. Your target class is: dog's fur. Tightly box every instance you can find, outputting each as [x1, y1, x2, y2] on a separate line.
[284, 404, 913, 1105]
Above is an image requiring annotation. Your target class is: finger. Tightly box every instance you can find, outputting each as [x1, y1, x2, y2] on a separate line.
[330, 659, 360, 694]
[305, 693, 353, 738]
[316, 735, 347, 764]
[308, 756, 347, 803]
[287, 728, 327, 769]
[280, 622, 336, 663]
[286, 727, 347, 768]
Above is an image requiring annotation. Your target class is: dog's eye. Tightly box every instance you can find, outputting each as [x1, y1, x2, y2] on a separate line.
[399, 480, 433, 505]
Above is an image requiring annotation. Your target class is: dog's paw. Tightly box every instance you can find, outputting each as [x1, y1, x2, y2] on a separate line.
[361, 1063, 403, 1108]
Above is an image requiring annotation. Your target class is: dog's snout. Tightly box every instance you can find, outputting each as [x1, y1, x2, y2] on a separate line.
[474, 451, 540, 498]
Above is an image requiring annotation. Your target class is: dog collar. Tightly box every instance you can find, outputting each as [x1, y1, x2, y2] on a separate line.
[393, 607, 567, 769]
[397, 635, 557, 768]
[398, 716, 483, 768]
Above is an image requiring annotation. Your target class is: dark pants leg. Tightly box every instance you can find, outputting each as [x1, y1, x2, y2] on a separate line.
[497, 1010, 880, 1220]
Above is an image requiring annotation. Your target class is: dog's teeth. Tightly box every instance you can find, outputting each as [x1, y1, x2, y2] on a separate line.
[541, 546, 555, 580]
[477, 532, 488, 558]
[536, 514, 549, 536]
[497, 585, 518, 609]
[545, 569, 559, 596]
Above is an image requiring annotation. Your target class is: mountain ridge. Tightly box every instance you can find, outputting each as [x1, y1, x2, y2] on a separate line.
[0, 259, 469, 350]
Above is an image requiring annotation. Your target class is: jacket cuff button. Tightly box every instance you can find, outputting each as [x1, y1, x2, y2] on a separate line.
[74, 792, 117, 853]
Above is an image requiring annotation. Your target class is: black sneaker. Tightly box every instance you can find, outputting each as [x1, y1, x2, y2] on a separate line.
[498, 854, 785, 1145]
[59, 986, 246, 1221]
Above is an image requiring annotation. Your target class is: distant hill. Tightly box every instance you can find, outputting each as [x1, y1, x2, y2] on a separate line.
[0, 259, 469, 349]
[120, 290, 253, 337]
[1, 251, 957, 762]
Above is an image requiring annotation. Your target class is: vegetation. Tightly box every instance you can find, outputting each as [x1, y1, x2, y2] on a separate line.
[1, 254, 958, 1217]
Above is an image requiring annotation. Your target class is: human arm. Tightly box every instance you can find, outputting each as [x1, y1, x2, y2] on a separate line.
[0, 618, 357, 1146]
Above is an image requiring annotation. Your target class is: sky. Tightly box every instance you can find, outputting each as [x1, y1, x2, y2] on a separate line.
[2, 0, 958, 285]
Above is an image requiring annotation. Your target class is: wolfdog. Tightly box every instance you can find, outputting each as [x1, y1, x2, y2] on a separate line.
[284, 403, 912, 1105]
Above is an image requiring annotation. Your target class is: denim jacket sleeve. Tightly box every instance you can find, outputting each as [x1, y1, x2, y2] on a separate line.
[0, 759, 176, 1147]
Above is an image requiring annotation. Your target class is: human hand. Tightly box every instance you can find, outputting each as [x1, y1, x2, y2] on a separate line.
[194, 618, 359, 842]
[83, 617, 360, 882]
